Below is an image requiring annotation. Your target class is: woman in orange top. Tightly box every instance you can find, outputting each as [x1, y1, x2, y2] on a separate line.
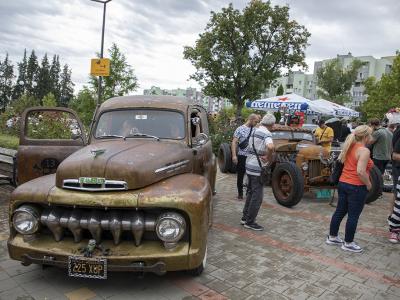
[326, 125, 373, 253]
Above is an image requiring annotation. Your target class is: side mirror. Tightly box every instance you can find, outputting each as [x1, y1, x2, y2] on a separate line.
[193, 133, 209, 147]
[71, 133, 83, 141]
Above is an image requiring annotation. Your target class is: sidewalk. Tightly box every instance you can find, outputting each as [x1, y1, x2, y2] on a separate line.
[0, 172, 398, 300]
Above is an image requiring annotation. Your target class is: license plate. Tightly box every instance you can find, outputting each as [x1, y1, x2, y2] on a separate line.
[79, 177, 105, 185]
[316, 189, 333, 199]
[68, 256, 107, 279]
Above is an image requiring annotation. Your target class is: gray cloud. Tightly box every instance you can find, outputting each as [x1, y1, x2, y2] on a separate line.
[0, 0, 399, 93]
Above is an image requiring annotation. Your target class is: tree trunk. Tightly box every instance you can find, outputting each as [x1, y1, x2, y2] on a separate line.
[235, 99, 243, 120]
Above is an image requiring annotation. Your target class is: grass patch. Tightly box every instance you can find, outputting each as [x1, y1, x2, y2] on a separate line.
[0, 133, 19, 150]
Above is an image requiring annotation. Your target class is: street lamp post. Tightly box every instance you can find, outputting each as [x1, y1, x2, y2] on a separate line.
[90, 0, 112, 106]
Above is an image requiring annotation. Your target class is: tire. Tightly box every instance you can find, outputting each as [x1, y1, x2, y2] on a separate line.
[229, 160, 237, 173]
[218, 143, 232, 173]
[365, 166, 383, 204]
[187, 247, 207, 276]
[271, 162, 304, 207]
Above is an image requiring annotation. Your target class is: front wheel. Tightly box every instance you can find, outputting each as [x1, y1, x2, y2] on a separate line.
[187, 247, 207, 276]
[272, 162, 304, 207]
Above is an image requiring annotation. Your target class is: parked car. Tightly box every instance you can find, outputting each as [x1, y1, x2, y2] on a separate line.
[8, 96, 217, 278]
[218, 125, 381, 207]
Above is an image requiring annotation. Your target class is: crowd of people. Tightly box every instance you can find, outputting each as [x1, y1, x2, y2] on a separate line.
[231, 112, 400, 250]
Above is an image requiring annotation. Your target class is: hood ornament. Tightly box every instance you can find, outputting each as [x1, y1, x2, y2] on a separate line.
[90, 148, 106, 158]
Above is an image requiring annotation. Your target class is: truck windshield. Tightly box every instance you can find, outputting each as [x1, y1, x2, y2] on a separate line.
[95, 110, 185, 140]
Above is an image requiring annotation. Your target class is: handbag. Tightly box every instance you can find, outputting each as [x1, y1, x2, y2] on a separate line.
[251, 131, 271, 184]
[238, 127, 253, 150]
[329, 159, 344, 185]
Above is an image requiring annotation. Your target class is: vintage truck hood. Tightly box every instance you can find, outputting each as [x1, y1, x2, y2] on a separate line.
[55, 139, 193, 190]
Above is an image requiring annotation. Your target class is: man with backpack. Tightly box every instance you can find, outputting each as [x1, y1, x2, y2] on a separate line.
[231, 114, 259, 199]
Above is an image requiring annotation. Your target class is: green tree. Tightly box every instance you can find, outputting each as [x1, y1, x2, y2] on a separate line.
[316, 58, 365, 104]
[35, 53, 52, 102]
[13, 49, 28, 99]
[360, 53, 400, 119]
[42, 92, 57, 107]
[276, 84, 284, 96]
[69, 86, 96, 126]
[0, 53, 15, 111]
[183, 0, 310, 118]
[60, 64, 74, 106]
[50, 55, 61, 101]
[26, 50, 39, 95]
[89, 43, 138, 102]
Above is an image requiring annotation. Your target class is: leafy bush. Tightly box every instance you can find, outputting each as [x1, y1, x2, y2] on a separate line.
[0, 133, 19, 149]
[208, 107, 256, 154]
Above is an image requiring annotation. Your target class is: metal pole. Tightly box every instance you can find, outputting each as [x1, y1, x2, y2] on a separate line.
[97, 2, 107, 106]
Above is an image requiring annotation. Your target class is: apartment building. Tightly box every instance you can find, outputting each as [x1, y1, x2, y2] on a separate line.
[263, 53, 395, 108]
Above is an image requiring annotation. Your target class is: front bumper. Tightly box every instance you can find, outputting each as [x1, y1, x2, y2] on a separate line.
[8, 235, 195, 274]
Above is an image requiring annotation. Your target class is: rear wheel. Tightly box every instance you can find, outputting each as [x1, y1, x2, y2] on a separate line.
[218, 143, 232, 173]
[365, 166, 383, 204]
[272, 162, 304, 207]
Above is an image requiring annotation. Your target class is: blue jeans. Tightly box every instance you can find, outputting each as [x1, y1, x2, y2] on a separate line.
[329, 182, 368, 243]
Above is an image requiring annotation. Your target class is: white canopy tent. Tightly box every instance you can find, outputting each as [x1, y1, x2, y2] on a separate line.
[246, 94, 329, 115]
[312, 99, 360, 118]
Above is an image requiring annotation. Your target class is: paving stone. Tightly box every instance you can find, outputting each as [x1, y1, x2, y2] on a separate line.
[0, 286, 33, 300]
[331, 276, 357, 289]
[319, 290, 343, 300]
[260, 289, 289, 300]
[282, 287, 310, 300]
[336, 285, 363, 299]
[278, 274, 306, 288]
[221, 287, 249, 300]
[0, 277, 18, 292]
[242, 282, 268, 296]
[205, 279, 231, 293]
[313, 279, 340, 293]
[373, 291, 400, 300]
[20, 277, 54, 293]
[64, 287, 97, 300]
[299, 283, 325, 297]
[265, 280, 290, 294]
[0, 271, 9, 281]
[29, 286, 68, 300]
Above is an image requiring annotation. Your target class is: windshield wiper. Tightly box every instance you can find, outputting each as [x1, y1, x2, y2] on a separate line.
[124, 133, 160, 141]
[97, 134, 124, 139]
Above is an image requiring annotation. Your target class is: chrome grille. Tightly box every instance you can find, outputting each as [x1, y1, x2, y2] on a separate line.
[309, 159, 321, 179]
[40, 207, 156, 246]
[62, 179, 128, 191]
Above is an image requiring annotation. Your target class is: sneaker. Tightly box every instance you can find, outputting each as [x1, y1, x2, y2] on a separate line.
[240, 217, 246, 225]
[341, 242, 363, 253]
[388, 232, 399, 244]
[244, 222, 264, 231]
[326, 235, 343, 246]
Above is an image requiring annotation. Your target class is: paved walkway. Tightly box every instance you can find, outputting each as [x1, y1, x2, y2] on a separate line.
[0, 172, 398, 300]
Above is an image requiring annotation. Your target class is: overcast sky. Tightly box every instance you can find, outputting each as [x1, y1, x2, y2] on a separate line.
[0, 0, 399, 94]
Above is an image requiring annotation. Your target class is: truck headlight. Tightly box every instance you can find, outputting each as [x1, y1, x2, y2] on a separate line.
[156, 212, 186, 245]
[301, 162, 309, 171]
[12, 205, 41, 235]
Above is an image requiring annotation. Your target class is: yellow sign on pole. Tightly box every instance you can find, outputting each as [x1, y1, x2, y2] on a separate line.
[90, 58, 110, 76]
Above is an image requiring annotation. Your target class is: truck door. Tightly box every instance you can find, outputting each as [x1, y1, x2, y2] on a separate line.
[190, 106, 216, 191]
[16, 107, 87, 185]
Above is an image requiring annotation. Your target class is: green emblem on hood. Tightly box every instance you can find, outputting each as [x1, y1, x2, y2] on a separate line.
[90, 148, 106, 157]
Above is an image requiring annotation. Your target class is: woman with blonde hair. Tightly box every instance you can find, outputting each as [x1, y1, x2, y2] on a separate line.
[326, 125, 374, 253]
